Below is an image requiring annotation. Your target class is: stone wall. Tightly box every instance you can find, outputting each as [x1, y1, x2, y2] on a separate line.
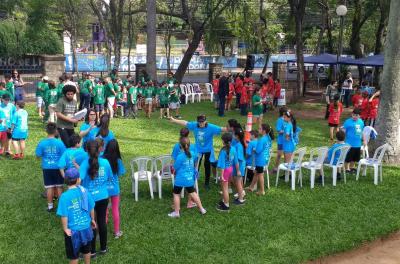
[40, 55, 65, 82]
[208, 63, 223, 82]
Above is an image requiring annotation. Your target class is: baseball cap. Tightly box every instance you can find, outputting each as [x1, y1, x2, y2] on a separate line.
[43, 76, 49, 81]
[65, 168, 80, 180]
[197, 114, 206, 122]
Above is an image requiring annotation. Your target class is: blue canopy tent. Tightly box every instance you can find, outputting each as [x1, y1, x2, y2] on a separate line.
[339, 54, 384, 67]
[287, 53, 339, 64]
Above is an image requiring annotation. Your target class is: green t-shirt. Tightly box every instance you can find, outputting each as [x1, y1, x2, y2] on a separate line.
[5, 81, 14, 100]
[57, 83, 64, 94]
[116, 91, 123, 101]
[105, 83, 115, 98]
[55, 97, 77, 129]
[166, 77, 176, 88]
[157, 86, 170, 104]
[81, 79, 92, 94]
[128, 86, 138, 104]
[142, 86, 154, 99]
[0, 89, 11, 99]
[92, 84, 105, 105]
[252, 94, 263, 115]
[45, 88, 60, 105]
[169, 87, 181, 103]
[36, 81, 48, 97]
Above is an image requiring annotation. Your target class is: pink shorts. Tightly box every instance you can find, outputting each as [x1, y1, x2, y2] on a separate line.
[0, 131, 7, 142]
[221, 166, 233, 182]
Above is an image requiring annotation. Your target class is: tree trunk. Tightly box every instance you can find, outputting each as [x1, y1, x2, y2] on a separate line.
[261, 50, 270, 74]
[374, 0, 400, 163]
[71, 34, 79, 77]
[127, 1, 133, 75]
[220, 41, 226, 56]
[373, 0, 389, 86]
[109, 0, 125, 70]
[166, 33, 172, 72]
[174, 27, 203, 83]
[146, 0, 157, 81]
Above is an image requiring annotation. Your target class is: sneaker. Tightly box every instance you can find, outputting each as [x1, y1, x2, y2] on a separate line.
[90, 253, 97, 259]
[187, 202, 197, 209]
[47, 207, 54, 212]
[168, 211, 180, 218]
[345, 170, 351, 174]
[233, 190, 246, 198]
[99, 248, 108, 255]
[114, 231, 123, 239]
[233, 198, 245, 205]
[12, 154, 20, 160]
[5, 151, 12, 157]
[216, 201, 230, 212]
[200, 208, 207, 215]
[20, 153, 24, 159]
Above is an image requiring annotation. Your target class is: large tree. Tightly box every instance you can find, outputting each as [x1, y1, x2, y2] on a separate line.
[146, 0, 157, 80]
[374, 0, 399, 163]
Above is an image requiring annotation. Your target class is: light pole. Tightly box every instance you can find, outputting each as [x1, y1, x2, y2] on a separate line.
[336, 4, 348, 80]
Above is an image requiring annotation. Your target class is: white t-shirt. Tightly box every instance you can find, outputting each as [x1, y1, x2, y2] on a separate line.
[342, 77, 353, 90]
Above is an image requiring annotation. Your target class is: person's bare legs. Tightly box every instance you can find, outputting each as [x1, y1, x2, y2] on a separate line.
[173, 193, 180, 214]
[235, 177, 244, 200]
[257, 172, 265, 195]
[274, 150, 283, 171]
[329, 127, 334, 141]
[12, 140, 20, 155]
[83, 252, 91, 264]
[248, 173, 258, 191]
[189, 192, 205, 212]
[221, 181, 229, 204]
[46, 187, 54, 204]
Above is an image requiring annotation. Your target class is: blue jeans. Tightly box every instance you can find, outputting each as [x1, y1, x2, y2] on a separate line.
[79, 93, 91, 110]
[343, 89, 351, 108]
[15, 87, 24, 102]
[218, 95, 226, 116]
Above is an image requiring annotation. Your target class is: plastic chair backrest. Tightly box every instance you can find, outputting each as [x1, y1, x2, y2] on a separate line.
[131, 156, 153, 176]
[205, 83, 213, 93]
[294, 147, 307, 167]
[330, 145, 351, 166]
[192, 83, 201, 93]
[180, 84, 187, 94]
[372, 143, 389, 163]
[186, 83, 194, 94]
[153, 155, 173, 178]
[310, 147, 329, 165]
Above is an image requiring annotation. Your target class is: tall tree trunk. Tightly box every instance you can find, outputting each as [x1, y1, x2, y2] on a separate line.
[174, 27, 203, 82]
[166, 33, 172, 72]
[220, 41, 226, 56]
[349, 0, 364, 80]
[374, 0, 400, 163]
[146, 0, 157, 80]
[109, 0, 125, 70]
[127, 1, 133, 75]
[71, 34, 79, 77]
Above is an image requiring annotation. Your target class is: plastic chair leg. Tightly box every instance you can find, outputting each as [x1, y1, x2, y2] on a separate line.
[310, 169, 315, 189]
[158, 177, 162, 199]
[135, 179, 139, 201]
[291, 171, 296, 191]
[380, 165, 383, 182]
[332, 167, 337, 186]
[195, 179, 199, 195]
[356, 163, 361, 180]
[148, 176, 154, 199]
[373, 164, 379, 185]
[244, 168, 248, 186]
[276, 168, 280, 187]
[266, 169, 270, 189]
[321, 168, 325, 187]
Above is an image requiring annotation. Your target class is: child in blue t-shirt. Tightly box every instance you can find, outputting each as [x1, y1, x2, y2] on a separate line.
[10, 101, 28, 159]
[247, 124, 274, 196]
[216, 133, 239, 212]
[35, 122, 66, 212]
[0, 93, 16, 155]
[103, 139, 125, 238]
[79, 139, 113, 255]
[282, 111, 301, 163]
[57, 168, 96, 262]
[169, 137, 206, 218]
[58, 134, 87, 177]
[232, 127, 246, 205]
[273, 106, 288, 173]
[245, 130, 259, 184]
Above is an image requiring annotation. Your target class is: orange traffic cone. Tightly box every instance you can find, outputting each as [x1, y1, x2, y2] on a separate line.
[245, 112, 253, 143]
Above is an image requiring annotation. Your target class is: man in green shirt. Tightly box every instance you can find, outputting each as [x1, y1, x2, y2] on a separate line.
[79, 73, 93, 110]
[128, 85, 138, 118]
[4, 74, 15, 102]
[169, 83, 181, 118]
[166, 72, 177, 89]
[45, 80, 61, 123]
[104, 77, 116, 118]
[157, 83, 170, 119]
[36, 76, 49, 118]
[92, 81, 105, 119]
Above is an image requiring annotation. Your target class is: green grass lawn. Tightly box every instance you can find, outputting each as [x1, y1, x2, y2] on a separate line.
[1, 101, 399, 264]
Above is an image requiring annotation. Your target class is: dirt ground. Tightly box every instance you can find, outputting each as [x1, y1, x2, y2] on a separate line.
[309, 231, 400, 264]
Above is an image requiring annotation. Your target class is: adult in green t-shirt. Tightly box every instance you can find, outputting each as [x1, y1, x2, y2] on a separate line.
[4, 74, 15, 102]
[45, 80, 61, 123]
[128, 85, 138, 118]
[104, 77, 116, 118]
[92, 82, 105, 119]
[252, 88, 263, 130]
[79, 73, 93, 110]
[169, 83, 181, 118]
[165, 72, 177, 89]
[157, 83, 170, 119]
[142, 82, 155, 118]
[36, 76, 49, 118]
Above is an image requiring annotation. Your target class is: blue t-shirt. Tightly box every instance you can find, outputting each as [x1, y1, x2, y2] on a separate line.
[35, 138, 66, 169]
[79, 158, 112, 202]
[255, 135, 272, 167]
[56, 187, 95, 231]
[0, 102, 16, 129]
[232, 139, 245, 176]
[11, 109, 28, 139]
[80, 123, 97, 143]
[173, 151, 197, 187]
[171, 142, 197, 161]
[276, 117, 285, 145]
[0, 109, 7, 132]
[186, 122, 221, 153]
[93, 127, 115, 149]
[326, 142, 348, 165]
[283, 121, 295, 153]
[107, 159, 126, 196]
[246, 139, 258, 166]
[343, 118, 364, 147]
[58, 148, 87, 170]
[217, 147, 238, 169]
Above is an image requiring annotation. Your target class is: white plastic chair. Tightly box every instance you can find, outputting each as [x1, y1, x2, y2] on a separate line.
[205, 83, 214, 102]
[153, 155, 174, 199]
[323, 145, 351, 186]
[301, 147, 328, 188]
[192, 83, 203, 102]
[187, 83, 201, 103]
[356, 144, 389, 185]
[276, 147, 307, 190]
[361, 145, 369, 158]
[130, 157, 154, 201]
[180, 84, 191, 104]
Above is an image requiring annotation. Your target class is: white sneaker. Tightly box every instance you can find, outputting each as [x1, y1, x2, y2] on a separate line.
[187, 202, 197, 209]
[168, 211, 180, 218]
[234, 190, 246, 198]
[228, 188, 233, 194]
[200, 208, 207, 215]
[114, 231, 123, 239]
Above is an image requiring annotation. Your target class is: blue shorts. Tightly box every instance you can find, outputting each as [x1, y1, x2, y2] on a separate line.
[277, 144, 283, 151]
[283, 142, 295, 153]
[95, 104, 104, 112]
[43, 169, 64, 188]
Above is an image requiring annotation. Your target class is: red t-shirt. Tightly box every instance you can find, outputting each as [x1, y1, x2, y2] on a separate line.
[261, 84, 268, 98]
[228, 83, 235, 100]
[328, 102, 343, 125]
[235, 78, 243, 94]
[360, 98, 370, 120]
[274, 83, 281, 98]
[368, 98, 379, 119]
[212, 79, 219, 94]
[267, 77, 275, 94]
[244, 77, 255, 85]
[352, 94, 363, 108]
[240, 86, 248, 104]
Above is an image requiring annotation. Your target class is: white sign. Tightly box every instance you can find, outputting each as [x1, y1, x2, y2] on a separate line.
[136, 44, 147, 55]
[278, 89, 286, 106]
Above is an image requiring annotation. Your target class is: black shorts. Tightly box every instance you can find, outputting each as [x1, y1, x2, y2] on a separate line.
[345, 147, 361, 163]
[7, 131, 12, 139]
[160, 103, 169, 109]
[95, 104, 104, 112]
[12, 138, 26, 141]
[64, 232, 91, 260]
[328, 123, 338, 127]
[255, 166, 264, 173]
[173, 185, 195, 194]
[43, 169, 64, 188]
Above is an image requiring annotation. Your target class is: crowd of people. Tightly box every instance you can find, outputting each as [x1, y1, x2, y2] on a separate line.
[0, 67, 378, 263]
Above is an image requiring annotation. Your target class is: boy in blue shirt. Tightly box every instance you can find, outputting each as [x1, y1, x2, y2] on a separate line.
[10, 101, 28, 159]
[57, 168, 96, 263]
[343, 108, 367, 174]
[58, 134, 87, 177]
[36, 122, 66, 212]
[273, 106, 288, 173]
[0, 93, 16, 156]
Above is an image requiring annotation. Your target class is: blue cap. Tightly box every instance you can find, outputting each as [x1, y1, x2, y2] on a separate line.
[65, 168, 79, 180]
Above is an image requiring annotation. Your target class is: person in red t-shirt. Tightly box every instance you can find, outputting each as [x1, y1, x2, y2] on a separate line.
[212, 74, 220, 109]
[234, 74, 244, 109]
[359, 91, 370, 122]
[368, 94, 379, 127]
[240, 85, 248, 116]
[351, 87, 363, 109]
[328, 94, 343, 141]
[273, 79, 281, 108]
[244, 71, 255, 107]
[226, 79, 235, 111]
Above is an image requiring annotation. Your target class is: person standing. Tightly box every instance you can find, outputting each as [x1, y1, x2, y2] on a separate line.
[80, 73, 93, 111]
[342, 73, 353, 108]
[55, 85, 79, 147]
[324, 81, 339, 119]
[218, 72, 229, 117]
[11, 69, 24, 103]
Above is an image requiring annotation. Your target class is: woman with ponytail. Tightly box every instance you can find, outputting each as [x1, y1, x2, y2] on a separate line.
[216, 133, 239, 212]
[94, 113, 115, 149]
[79, 140, 113, 257]
[282, 111, 301, 163]
[328, 94, 343, 141]
[232, 127, 246, 205]
[247, 124, 274, 196]
[169, 137, 206, 218]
